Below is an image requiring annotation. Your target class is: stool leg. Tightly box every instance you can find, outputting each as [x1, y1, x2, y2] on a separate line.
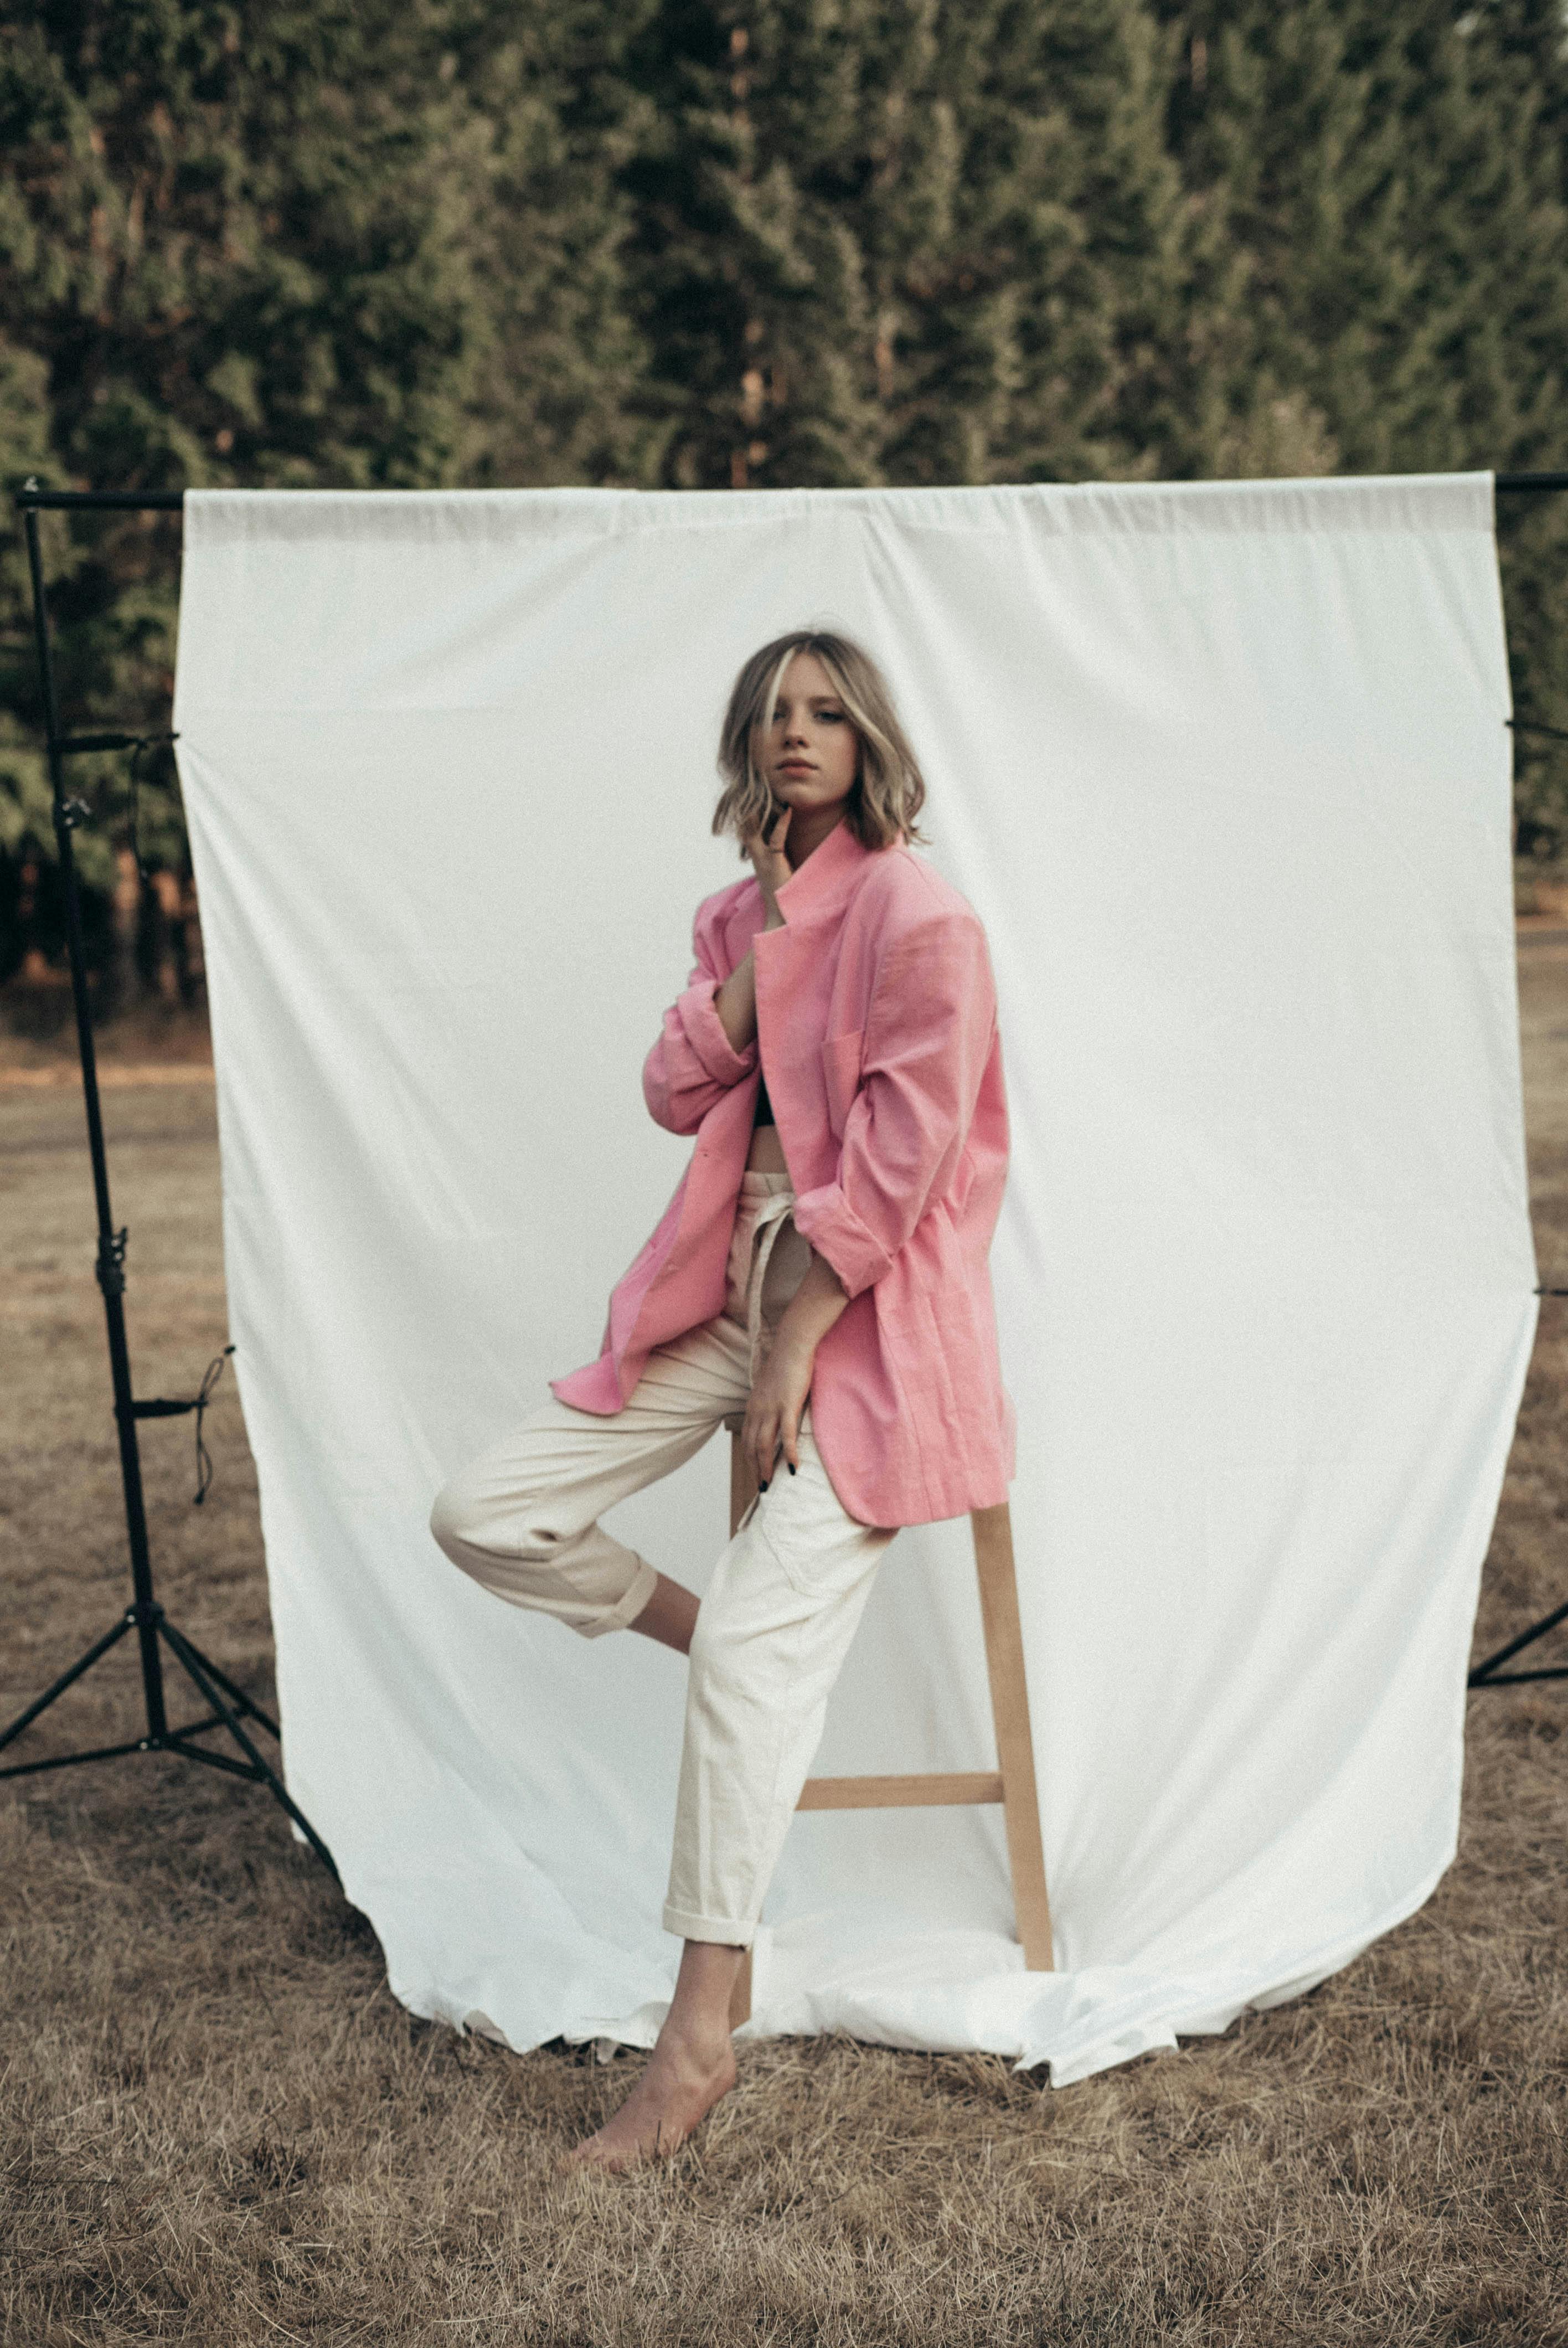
[971, 1501, 1054, 1970]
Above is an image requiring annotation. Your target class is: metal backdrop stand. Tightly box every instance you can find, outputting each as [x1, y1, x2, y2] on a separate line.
[3, 467, 1564, 1843]
[1481, 471, 1568, 1686]
[0, 480, 338, 1877]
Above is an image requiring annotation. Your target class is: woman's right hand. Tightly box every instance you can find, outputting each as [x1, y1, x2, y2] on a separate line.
[744, 802, 793, 926]
[713, 804, 793, 1056]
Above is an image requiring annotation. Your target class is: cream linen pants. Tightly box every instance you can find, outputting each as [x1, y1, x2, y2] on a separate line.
[429, 1170, 899, 1947]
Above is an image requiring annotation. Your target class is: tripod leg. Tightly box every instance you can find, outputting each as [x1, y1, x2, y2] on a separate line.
[158, 1619, 340, 1883]
[166, 1636, 281, 1741]
[1469, 1594, 1568, 1685]
[0, 1612, 135, 1758]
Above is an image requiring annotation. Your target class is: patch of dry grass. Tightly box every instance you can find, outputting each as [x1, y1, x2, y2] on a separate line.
[1, 966, 1565, 2346]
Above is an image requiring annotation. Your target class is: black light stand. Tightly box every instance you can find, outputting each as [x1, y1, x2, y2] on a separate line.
[1467, 473, 1568, 1688]
[0, 481, 338, 1878]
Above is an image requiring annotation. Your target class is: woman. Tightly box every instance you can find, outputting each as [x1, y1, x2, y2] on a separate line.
[430, 627, 1015, 2171]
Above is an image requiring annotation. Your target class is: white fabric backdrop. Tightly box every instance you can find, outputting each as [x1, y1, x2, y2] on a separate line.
[172, 476, 1534, 2088]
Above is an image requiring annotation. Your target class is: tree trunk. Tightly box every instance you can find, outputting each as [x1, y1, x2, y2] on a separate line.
[109, 845, 141, 1017]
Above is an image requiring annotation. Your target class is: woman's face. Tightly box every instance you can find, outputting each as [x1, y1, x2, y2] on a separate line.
[754, 651, 860, 818]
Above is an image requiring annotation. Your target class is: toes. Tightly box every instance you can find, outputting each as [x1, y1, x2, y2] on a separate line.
[560, 2135, 625, 2175]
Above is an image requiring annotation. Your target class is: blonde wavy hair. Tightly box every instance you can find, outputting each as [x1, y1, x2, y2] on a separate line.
[711, 629, 931, 855]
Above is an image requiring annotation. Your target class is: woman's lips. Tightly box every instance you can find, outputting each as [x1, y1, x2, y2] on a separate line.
[778, 762, 816, 775]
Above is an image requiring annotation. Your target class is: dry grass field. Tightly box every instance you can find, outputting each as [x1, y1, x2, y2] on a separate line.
[1, 971, 1565, 2348]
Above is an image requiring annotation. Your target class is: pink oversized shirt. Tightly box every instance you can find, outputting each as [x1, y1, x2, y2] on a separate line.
[549, 813, 1017, 1528]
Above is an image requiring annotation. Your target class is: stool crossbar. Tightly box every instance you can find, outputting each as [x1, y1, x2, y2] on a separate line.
[720, 1420, 1053, 2027]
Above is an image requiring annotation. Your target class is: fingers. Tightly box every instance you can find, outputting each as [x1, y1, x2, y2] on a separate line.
[743, 1399, 804, 1491]
[744, 1404, 778, 1491]
[741, 809, 793, 923]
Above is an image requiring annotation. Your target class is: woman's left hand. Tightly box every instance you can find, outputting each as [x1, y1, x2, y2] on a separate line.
[743, 1328, 814, 1490]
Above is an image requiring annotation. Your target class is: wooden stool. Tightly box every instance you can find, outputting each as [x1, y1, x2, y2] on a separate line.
[719, 1420, 1053, 2027]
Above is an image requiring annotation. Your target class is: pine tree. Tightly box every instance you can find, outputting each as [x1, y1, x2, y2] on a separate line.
[9, 0, 1568, 956]
[0, 0, 651, 976]
[439, 0, 662, 487]
[618, 0, 885, 488]
[1154, 0, 1568, 841]
[1452, 1, 1568, 847]
[620, 0, 1196, 490]
[1168, 1, 1568, 474]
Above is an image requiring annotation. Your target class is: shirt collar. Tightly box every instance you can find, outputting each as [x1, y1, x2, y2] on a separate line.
[770, 813, 881, 923]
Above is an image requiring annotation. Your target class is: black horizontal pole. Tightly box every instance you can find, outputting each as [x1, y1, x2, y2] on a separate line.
[1511, 721, 1568, 745]
[9, 471, 1568, 521]
[57, 732, 151, 756]
[15, 486, 184, 511]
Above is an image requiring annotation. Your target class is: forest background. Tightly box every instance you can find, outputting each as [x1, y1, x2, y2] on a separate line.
[3, 0, 1568, 1016]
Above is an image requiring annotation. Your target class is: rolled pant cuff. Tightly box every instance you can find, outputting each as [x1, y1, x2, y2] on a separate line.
[662, 1902, 755, 1948]
[575, 1554, 660, 1640]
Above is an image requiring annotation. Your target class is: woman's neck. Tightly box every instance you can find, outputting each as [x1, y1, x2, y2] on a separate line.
[783, 807, 848, 869]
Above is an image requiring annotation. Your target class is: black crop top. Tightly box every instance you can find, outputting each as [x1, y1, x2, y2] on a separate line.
[754, 1067, 775, 1126]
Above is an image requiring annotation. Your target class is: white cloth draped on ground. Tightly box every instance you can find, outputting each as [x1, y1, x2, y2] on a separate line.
[172, 475, 1534, 2088]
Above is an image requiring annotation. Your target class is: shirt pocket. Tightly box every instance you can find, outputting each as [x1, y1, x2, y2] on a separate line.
[819, 1026, 865, 1141]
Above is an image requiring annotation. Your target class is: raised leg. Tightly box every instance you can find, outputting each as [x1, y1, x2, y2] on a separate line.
[429, 1317, 753, 1641]
[628, 1572, 700, 1655]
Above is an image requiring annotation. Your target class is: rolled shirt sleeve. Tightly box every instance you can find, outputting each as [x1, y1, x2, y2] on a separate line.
[791, 908, 997, 1300]
[642, 894, 758, 1135]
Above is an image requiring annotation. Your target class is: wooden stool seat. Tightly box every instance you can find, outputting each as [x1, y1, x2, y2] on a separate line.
[720, 1418, 1052, 2026]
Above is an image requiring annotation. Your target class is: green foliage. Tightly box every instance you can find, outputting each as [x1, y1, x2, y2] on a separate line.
[0, 0, 653, 958]
[621, 0, 1201, 489]
[1153, 0, 1568, 840]
[5, 0, 1568, 967]
[0, 0, 640, 493]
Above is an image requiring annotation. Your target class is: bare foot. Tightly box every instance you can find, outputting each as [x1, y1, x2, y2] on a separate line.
[562, 2023, 737, 2174]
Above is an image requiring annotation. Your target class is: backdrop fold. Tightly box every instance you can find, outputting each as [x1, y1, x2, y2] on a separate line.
[173, 473, 1532, 2087]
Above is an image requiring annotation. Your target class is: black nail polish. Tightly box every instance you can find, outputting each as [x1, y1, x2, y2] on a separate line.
[759, 1479, 769, 1491]
[788, 1463, 796, 1474]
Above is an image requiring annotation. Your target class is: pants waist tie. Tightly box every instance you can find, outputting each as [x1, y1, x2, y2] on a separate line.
[739, 1185, 800, 1388]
